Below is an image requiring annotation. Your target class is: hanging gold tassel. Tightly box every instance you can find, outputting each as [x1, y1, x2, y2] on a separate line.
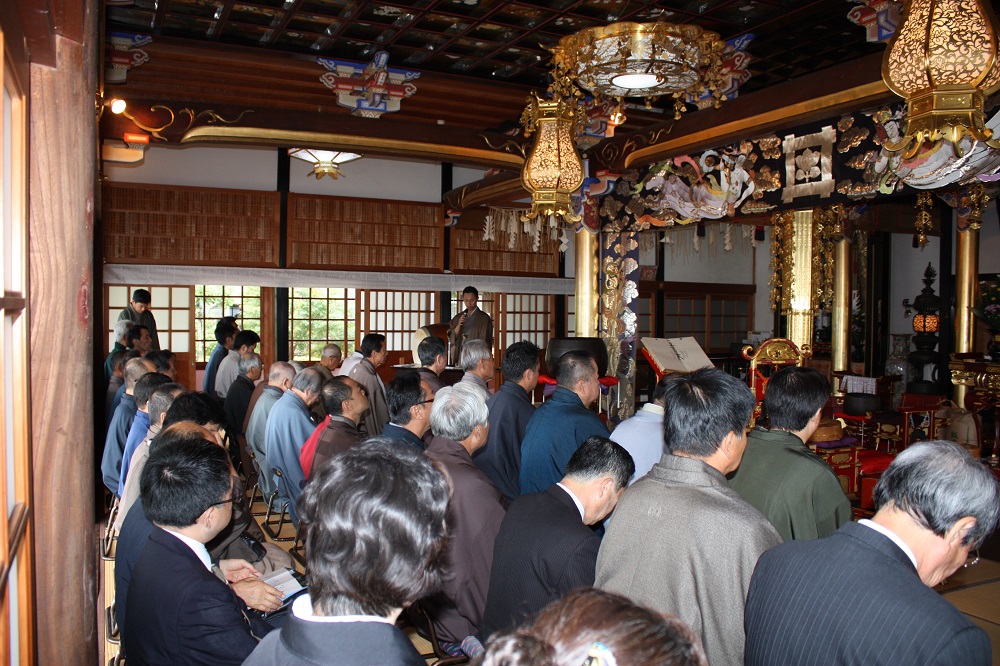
[914, 192, 933, 248]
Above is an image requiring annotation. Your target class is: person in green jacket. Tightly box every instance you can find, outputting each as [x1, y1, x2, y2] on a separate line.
[728, 366, 852, 540]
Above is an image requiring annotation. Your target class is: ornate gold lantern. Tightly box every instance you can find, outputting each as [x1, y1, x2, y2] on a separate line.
[287, 148, 362, 179]
[882, 0, 1000, 158]
[520, 93, 585, 224]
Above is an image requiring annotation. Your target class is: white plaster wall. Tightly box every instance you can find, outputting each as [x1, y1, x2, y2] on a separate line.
[453, 166, 489, 188]
[753, 233, 773, 334]
[104, 144, 279, 190]
[976, 200, 1000, 273]
[660, 225, 756, 284]
[889, 233, 940, 337]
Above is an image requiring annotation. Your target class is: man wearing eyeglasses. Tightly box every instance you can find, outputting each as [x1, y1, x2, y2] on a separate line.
[300, 376, 369, 478]
[124, 429, 274, 665]
[382, 374, 435, 451]
[745, 440, 1000, 666]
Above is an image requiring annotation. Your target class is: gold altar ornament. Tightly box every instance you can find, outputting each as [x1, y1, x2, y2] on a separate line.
[882, 0, 1000, 158]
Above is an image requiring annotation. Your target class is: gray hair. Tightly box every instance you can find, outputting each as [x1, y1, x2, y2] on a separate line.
[322, 343, 342, 359]
[288, 360, 307, 374]
[238, 352, 262, 375]
[114, 319, 131, 341]
[429, 382, 489, 442]
[268, 361, 296, 384]
[874, 440, 1000, 548]
[460, 339, 492, 372]
[293, 366, 325, 395]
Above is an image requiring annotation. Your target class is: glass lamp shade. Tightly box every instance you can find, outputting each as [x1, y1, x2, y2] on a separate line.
[912, 313, 940, 333]
[287, 148, 362, 179]
[881, 0, 1000, 157]
[520, 95, 585, 223]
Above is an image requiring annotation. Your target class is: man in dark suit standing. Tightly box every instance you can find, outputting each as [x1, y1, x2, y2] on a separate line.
[479, 435, 634, 642]
[124, 426, 273, 665]
[244, 439, 451, 666]
[745, 440, 1000, 666]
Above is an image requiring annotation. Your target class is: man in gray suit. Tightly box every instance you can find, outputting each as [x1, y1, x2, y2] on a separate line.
[596, 367, 781, 666]
[745, 440, 1000, 666]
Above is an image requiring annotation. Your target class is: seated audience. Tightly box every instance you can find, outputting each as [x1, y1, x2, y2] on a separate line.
[458, 339, 495, 393]
[423, 382, 508, 657]
[105, 349, 127, 423]
[520, 351, 609, 495]
[265, 366, 323, 523]
[479, 436, 634, 642]
[596, 367, 781, 666]
[299, 376, 368, 478]
[417, 335, 448, 393]
[728, 366, 851, 540]
[224, 351, 262, 438]
[335, 349, 363, 377]
[105, 320, 130, 382]
[102, 357, 156, 495]
[143, 349, 177, 381]
[123, 427, 273, 664]
[118, 371, 172, 495]
[382, 373, 435, 451]
[745, 440, 1000, 666]
[474, 340, 540, 500]
[243, 438, 451, 665]
[114, 382, 185, 532]
[216, 329, 260, 398]
[246, 361, 296, 500]
[609, 374, 669, 484]
[476, 589, 706, 666]
[204, 318, 238, 394]
[349, 333, 390, 436]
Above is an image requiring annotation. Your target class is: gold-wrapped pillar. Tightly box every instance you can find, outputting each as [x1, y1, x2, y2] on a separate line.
[831, 237, 851, 373]
[953, 226, 979, 405]
[787, 210, 815, 350]
[575, 229, 599, 337]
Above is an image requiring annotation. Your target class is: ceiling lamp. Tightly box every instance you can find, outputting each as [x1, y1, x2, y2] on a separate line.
[554, 21, 727, 119]
[520, 93, 585, 224]
[882, 0, 1000, 159]
[287, 148, 362, 179]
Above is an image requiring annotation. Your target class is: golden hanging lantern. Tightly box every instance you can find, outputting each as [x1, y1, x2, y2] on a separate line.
[519, 93, 585, 224]
[882, 0, 1000, 159]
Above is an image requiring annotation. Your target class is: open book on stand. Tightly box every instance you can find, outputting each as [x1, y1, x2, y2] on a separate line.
[640, 337, 714, 379]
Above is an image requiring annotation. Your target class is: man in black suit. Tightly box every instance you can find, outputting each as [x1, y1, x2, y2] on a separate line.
[478, 435, 634, 642]
[745, 440, 1000, 666]
[123, 424, 273, 665]
[243, 438, 451, 665]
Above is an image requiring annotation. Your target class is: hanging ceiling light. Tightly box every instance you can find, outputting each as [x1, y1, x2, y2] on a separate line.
[882, 0, 1000, 159]
[554, 20, 727, 119]
[520, 93, 585, 224]
[287, 148, 362, 179]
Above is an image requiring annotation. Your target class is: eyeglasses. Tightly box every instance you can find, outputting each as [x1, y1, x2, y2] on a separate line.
[420, 398, 435, 405]
[211, 497, 239, 508]
[964, 550, 981, 568]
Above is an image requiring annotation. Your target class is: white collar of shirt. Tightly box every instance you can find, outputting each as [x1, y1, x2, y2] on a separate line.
[162, 528, 213, 572]
[291, 594, 393, 624]
[640, 403, 665, 416]
[556, 483, 585, 520]
[859, 519, 918, 570]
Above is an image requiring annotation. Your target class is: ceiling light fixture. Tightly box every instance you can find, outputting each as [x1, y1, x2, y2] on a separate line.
[520, 93, 585, 224]
[882, 0, 1000, 159]
[287, 148, 362, 179]
[553, 20, 727, 119]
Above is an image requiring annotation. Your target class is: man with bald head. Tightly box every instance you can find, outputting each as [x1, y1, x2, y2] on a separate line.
[102, 356, 156, 495]
[246, 361, 296, 500]
[382, 373, 435, 451]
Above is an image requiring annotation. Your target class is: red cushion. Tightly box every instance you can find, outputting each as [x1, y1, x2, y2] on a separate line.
[598, 376, 619, 387]
[859, 449, 895, 476]
[537, 374, 557, 386]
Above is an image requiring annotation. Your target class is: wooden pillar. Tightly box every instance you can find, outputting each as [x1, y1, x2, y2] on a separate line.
[953, 224, 979, 405]
[575, 229, 598, 337]
[831, 238, 851, 373]
[29, 24, 99, 666]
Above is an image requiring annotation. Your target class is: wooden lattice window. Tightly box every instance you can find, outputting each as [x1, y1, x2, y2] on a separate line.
[107, 284, 194, 355]
[362, 290, 438, 361]
[496, 293, 553, 351]
[194, 285, 262, 362]
[288, 287, 357, 361]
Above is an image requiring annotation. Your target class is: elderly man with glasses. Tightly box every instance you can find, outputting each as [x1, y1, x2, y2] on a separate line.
[745, 440, 1000, 666]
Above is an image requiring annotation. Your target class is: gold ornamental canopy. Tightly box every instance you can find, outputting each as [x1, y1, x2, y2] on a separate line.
[882, 0, 1000, 158]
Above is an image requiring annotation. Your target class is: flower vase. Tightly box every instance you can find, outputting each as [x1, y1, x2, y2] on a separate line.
[884, 334, 911, 410]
